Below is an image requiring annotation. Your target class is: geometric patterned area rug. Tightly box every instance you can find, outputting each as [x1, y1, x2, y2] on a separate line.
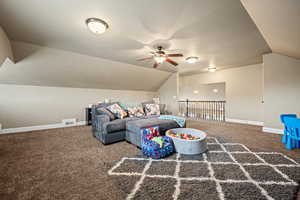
[108, 137, 300, 200]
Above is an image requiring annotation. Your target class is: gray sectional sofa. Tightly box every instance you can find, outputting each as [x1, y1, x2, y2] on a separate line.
[91, 102, 182, 147]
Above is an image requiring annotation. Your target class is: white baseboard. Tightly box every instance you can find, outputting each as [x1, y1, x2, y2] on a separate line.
[226, 118, 284, 135]
[262, 127, 284, 135]
[226, 118, 264, 126]
[0, 121, 86, 135]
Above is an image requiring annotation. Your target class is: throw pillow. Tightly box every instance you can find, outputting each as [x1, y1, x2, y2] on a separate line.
[97, 107, 115, 121]
[106, 103, 128, 119]
[127, 106, 145, 117]
[145, 104, 160, 116]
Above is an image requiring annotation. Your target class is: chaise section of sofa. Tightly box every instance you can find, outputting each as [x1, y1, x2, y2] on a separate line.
[126, 118, 181, 147]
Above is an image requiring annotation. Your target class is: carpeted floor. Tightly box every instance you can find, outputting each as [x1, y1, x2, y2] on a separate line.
[0, 120, 300, 200]
[109, 137, 300, 200]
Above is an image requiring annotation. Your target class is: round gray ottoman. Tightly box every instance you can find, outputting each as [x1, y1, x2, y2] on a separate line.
[166, 128, 207, 155]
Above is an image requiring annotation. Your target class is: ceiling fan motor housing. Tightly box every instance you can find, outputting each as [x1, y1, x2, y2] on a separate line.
[156, 46, 165, 55]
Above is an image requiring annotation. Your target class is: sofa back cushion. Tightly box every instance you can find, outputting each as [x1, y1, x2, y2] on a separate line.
[97, 102, 118, 108]
[96, 107, 116, 121]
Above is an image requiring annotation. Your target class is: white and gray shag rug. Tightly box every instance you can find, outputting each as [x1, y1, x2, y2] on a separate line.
[108, 137, 300, 200]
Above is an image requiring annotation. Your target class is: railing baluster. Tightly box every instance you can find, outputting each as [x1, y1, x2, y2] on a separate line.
[212, 101, 214, 120]
[214, 101, 216, 120]
[177, 100, 226, 121]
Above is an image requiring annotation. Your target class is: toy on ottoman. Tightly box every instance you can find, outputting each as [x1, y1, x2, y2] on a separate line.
[141, 126, 174, 159]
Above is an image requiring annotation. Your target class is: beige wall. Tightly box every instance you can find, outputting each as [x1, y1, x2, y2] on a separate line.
[0, 26, 14, 66]
[158, 73, 179, 115]
[180, 82, 225, 101]
[180, 64, 264, 122]
[0, 84, 157, 129]
[263, 53, 300, 129]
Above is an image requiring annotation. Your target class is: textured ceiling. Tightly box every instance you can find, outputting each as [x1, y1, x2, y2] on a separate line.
[241, 0, 300, 59]
[0, 0, 271, 74]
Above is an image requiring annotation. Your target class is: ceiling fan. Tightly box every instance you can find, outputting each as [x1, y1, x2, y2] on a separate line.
[137, 46, 183, 68]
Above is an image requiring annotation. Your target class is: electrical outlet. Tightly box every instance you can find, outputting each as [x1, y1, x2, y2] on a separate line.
[62, 118, 77, 126]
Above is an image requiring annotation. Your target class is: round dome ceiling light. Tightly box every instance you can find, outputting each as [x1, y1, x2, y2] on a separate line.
[185, 57, 199, 64]
[86, 18, 109, 34]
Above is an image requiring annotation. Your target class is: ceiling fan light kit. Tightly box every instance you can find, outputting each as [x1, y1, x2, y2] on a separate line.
[154, 55, 166, 64]
[137, 46, 183, 68]
[86, 18, 109, 34]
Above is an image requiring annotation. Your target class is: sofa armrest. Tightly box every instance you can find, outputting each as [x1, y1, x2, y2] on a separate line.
[92, 105, 105, 131]
[95, 114, 110, 132]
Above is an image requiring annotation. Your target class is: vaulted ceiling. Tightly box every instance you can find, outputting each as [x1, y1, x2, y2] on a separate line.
[0, 0, 271, 74]
[241, 0, 300, 59]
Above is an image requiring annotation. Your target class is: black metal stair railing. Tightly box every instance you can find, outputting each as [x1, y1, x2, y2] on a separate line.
[178, 99, 226, 121]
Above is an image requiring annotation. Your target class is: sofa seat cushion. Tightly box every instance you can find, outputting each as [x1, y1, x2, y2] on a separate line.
[104, 117, 138, 133]
[126, 118, 180, 135]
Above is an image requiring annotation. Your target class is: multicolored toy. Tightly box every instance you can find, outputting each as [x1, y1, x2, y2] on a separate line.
[151, 137, 164, 148]
[141, 126, 174, 159]
[168, 131, 199, 140]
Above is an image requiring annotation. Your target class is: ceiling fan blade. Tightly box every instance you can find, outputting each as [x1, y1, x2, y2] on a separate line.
[153, 62, 158, 68]
[166, 53, 183, 57]
[137, 57, 153, 61]
[166, 58, 178, 66]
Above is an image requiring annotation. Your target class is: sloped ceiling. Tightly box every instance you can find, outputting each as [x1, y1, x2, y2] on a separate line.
[0, 41, 170, 91]
[241, 0, 300, 59]
[0, 0, 270, 75]
[0, 26, 14, 65]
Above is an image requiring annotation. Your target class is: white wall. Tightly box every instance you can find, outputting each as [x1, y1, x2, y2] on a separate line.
[180, 64, 264, 122]
[0, 26, 14, 66]
[263, 53, 300, 129]
[158, 73, 179, 115]
[0, 84, 157, 129]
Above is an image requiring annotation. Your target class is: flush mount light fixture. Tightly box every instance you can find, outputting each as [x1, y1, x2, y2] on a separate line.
[208, 67, 217, 72]
[86, 18, 109, 34]
[208, 65, 217, 72]
[185, 57, 199, 64]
